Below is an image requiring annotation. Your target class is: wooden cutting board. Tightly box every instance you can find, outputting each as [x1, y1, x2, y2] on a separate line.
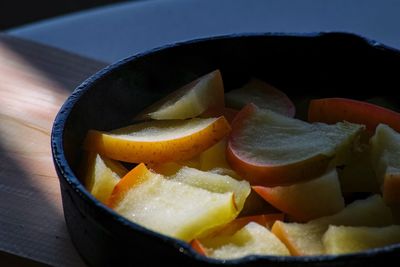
[0, 34, 107, 267]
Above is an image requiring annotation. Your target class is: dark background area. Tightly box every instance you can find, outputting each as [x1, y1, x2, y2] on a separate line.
[0, 0, 132, 30]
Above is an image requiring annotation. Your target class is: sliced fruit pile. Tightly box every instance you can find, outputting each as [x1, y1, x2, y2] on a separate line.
[82, 70, 400, 260]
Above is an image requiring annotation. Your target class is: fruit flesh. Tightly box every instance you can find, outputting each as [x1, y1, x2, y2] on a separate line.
[322, 225, 400, 254]
[84, 116, 231, 164]
[81, 152, 128, 203]
[225, 78, 295, 117]
[109, 164, 238, 241]
[227, 104, 363, 186]
[136, 70, 224, 120]
[200, 222, 290, 259]
[168, 166, 251, 211]
[253, 169, 345, 222]
[370, 124, 400, 205]
[271, 195, 393, 255]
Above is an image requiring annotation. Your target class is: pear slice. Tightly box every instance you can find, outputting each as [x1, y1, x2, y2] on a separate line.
[225, 78, 295, 117]
[81, 152, 128, 203]
[227, 104, 364, 186]
[84, 116, 230, 164]
[108, 163, 238, 241]
[253, 169, 345, 222]
[370, 124, 400, 205]
[136, 70, 224, 120]
[199, 222, 290, 259]
[322, 225, 400, 254]
[271, 195, 393, 255]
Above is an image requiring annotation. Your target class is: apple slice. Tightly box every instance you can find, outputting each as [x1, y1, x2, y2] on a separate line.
[108, 163, 238, 241]
[322, 225, 400, 255]
[135, 70, 224, 120]
[81, 152, 128, 203]
[227, 104, 364, 186]
[271, 195, 393, 255]
[169, 166, 250, 211]
[337, 144, 380, 193]
[210, 213, 284, 237]
[84, 116, 231, 164]
[199, 138, 231, 171]
[308, 98, 400, 133]
[370, 124, 400, 205]
[253, 169, 345, 222]
[198, 222, 290, 259]
[225, 78, 295, 117]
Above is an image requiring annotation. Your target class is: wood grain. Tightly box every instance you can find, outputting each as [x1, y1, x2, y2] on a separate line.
[0, 34, 107, 267]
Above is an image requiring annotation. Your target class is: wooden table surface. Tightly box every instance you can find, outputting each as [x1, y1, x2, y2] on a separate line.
[0, 34, 107, 266]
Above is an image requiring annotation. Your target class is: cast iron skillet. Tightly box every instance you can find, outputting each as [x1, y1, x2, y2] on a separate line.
[51, 32, 400, 267]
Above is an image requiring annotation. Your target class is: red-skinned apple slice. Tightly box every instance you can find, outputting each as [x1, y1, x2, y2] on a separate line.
[227, 104, 363, 186]
[308, 98, 400, 133]
[253, 169, 345, 222]
[225, 78, 295, 117]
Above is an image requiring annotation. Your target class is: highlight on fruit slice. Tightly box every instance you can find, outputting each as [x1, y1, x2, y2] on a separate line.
[322, 225, 400, 255]
[308, 97, 400, 133]
[253, 169, 345, 222]
[108, 163, 238, 241]
[197, 222, 290, 259]
[370, 124, 400, 205]
[84, 116, 231, 164]
[168, 166, 251, 211]
[136, 70, 224, 120]
[81, 152, 128, 203]
[271, 195, 393, 255]
[227, 104, 364, 186]
[225, 78, 295, 117]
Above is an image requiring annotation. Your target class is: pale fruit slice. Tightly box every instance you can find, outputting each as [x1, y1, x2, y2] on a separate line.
[322, 225, 400, 254]
[253, 169, 345, 222]
[209, 214, 284, 237]
[169, 166, 250, 211]
[199, 138, 231, 171]
[225, 78, 295, 117]
[81, 152, 128, 203]
[370, 124, 400, 205]
[108, 163, 238, 241]
[84, 116, 231, 164]
[271, 195, 393, 255]
[227, 104, 364, 186]
[199, 222, 290, 259]
[136, 70, 224, 120]
[337, 144, 380, 193]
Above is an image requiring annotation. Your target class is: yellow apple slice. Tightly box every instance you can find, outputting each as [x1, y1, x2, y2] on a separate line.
[271, 195, 393, 255]
[84, 116, 231, 164]
[136, 70, 224, 120]
[198, 222, 290, 259]
[253, 169, 345, 222]
[322, 225, 400, 254]
[169, 166, 250, 211]
[108, 163, 238, 241]
[370, 124, 400, 205]
[227, 104, 364, 186]
[225, 78, 295, 117]
[81, 152, 128, 203]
